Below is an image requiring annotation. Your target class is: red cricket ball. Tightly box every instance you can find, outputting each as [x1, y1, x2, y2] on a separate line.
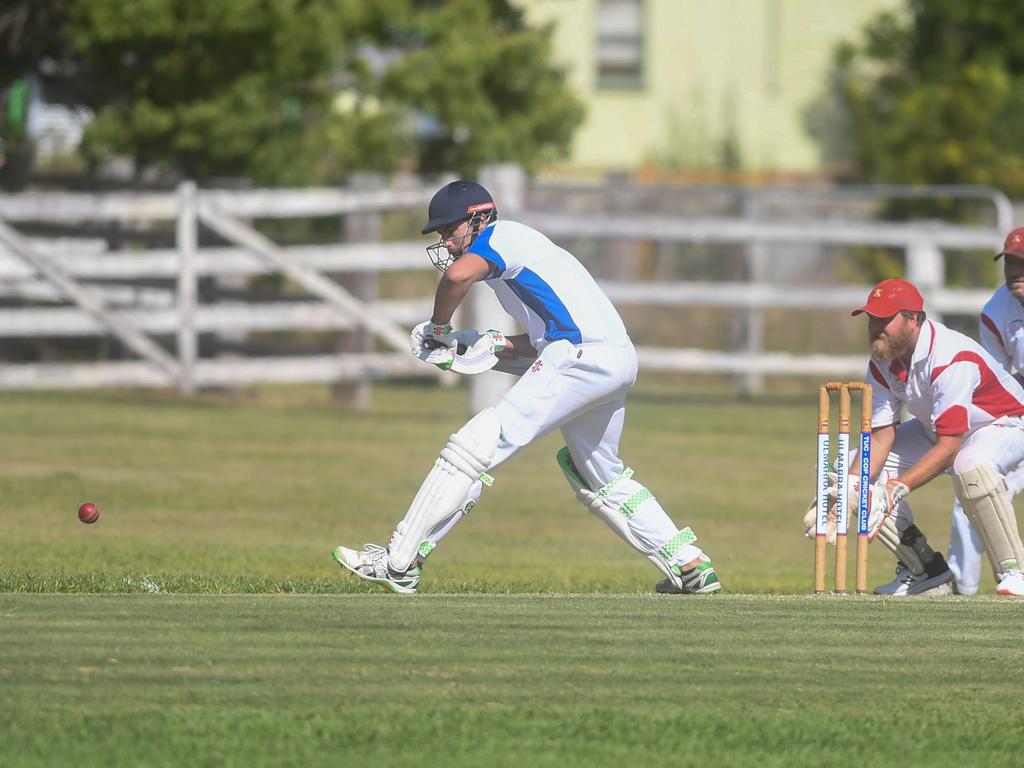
[78, 502, 100, 524]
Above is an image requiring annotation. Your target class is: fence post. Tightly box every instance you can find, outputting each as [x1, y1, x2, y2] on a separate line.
[740, 191, 766, 394]
[905, 239, 944, 322]
[606, 171, 641, 281]
[333, 174, 382, 410]
[175, 181, 198, 394]
[468, 165, 525, 415]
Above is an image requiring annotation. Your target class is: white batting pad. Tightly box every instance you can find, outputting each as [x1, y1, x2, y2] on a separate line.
[953, 463, 1024, 578]
[556, 447, 696, 579]
[388, 408, 501, 572]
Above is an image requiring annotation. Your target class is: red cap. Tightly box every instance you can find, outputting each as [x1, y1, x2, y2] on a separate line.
[995, 227, 1024, 260]
[851, 278, 925, 317]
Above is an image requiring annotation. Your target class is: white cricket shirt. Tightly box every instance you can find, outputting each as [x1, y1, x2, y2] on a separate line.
[466, 220, 629, 352]
[867, 319, 1024, 438]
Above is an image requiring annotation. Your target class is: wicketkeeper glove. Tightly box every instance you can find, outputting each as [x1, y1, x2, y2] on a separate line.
[865, 471, 910, 540]
[803, 471, 895, 544]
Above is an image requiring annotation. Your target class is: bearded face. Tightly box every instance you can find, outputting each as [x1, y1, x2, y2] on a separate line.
[869, 313, 918, 362]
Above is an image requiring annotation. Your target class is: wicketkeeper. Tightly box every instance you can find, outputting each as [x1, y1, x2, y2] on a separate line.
[332, 180, 721, 594]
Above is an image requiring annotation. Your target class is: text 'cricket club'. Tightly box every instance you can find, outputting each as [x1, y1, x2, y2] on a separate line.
[859, 433, 872, 527]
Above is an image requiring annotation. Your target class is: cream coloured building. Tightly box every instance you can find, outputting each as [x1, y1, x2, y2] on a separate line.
[514, 0, 901, 176]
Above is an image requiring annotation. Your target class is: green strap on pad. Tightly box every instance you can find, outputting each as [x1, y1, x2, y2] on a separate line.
[658, 527, 697, 560]
[418, 540, 436, 558]
[621, 488, 654, 518]
[597, 467, 634, 499]
[557, 446, 637, 499]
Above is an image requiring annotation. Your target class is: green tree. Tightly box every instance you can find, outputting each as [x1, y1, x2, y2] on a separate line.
[809, 0, 1024, 195]
[378, 0, 583, 175]
[6, 0, 583, 184]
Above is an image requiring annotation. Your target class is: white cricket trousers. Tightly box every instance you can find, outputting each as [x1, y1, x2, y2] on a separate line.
[425, 339, 703, 567]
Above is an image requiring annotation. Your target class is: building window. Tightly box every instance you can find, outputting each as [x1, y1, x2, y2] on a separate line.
[596, 0, 645, 89]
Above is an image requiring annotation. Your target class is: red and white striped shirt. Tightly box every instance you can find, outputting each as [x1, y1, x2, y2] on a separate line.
[867, 319, 1024, 438]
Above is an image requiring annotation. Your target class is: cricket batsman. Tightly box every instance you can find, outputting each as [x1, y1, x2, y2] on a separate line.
[332, 180, 721, 594]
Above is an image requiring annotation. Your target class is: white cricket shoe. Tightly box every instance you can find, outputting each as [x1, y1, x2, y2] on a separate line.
[332, 543, 421, 594]
[996, 569, 1024, 596]
[873, 562, 953, 596]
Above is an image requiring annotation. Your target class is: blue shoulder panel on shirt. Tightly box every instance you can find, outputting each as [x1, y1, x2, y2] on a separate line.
[467, 226, 505, 274]
[507, 268, 582, 344]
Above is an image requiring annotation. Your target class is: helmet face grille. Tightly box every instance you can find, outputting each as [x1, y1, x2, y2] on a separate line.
[426, 240, 455, 272]
[424, 210, 497, 272]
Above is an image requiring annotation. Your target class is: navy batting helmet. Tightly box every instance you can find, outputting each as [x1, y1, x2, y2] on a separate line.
[421, 180, 496, 235]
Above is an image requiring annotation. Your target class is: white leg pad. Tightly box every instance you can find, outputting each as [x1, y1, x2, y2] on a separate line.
[388, 408, 501, 572]
[947, 499, 983, 595]
[556, 448, 696, 580]
[416, 480, 484, 560]
[953, 463, 1024, 578]
[874, 516, 925, 575]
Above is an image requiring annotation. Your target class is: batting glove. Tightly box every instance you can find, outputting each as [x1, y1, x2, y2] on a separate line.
[409, 320, 455, 355]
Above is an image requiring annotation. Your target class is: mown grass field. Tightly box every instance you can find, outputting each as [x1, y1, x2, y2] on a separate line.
[0, 380, 1017, 766]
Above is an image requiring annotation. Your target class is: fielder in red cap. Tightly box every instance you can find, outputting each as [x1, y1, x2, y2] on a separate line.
[818, 278, 1024, 596]
[981, 226, 1024, 378]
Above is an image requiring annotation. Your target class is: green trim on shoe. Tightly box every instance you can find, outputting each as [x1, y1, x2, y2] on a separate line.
[656, 560, 722, 595]
[679, 561, 721, 594]
[383, 566, 422, 594]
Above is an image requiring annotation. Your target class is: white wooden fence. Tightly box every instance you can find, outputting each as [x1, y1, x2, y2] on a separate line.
[0, 179, 444, 395]
[0, 166, 1012, 401]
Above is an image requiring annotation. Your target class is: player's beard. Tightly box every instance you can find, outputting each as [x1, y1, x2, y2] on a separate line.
[871, 335, 897, 361]
[871, 328, 914, 362]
